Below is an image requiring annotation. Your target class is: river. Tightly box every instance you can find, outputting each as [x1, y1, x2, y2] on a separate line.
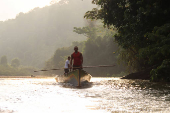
[0, 77, 170, 113]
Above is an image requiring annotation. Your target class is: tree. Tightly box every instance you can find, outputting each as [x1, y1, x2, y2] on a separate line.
[73, 21, 125, 76]
[84, 0, 170, 80]
[0, 0, 94, 68]
[0, 55, 8, 65]
[85, 0, 169, 65]
[11, 58, 20, 68]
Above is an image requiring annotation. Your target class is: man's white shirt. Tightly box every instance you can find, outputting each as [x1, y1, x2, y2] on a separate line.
[64, 60, 70, 68]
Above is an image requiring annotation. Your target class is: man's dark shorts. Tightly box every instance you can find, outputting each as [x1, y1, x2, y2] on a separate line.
[73, 65, 82, 70]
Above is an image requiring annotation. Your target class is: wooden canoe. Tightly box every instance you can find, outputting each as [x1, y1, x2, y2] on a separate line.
[55, 69, 91, 86]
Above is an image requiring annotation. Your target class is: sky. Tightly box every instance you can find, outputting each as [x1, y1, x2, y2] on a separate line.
[0, 0, 60, 21]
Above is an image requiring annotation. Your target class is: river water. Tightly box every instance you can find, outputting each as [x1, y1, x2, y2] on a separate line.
[0, 77, 170, 113]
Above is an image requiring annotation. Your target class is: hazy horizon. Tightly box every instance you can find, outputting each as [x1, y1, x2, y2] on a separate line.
[0, 0, 96, 68]
[0, 0, 61, 21]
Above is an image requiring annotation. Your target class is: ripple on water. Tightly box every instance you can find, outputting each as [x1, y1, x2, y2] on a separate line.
[75, 78, 170, 112]
[1, 77, 170, 113]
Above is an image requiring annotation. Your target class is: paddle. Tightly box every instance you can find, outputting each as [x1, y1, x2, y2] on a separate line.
[34, 68, 61, 72]
[33, 65, 116, 72]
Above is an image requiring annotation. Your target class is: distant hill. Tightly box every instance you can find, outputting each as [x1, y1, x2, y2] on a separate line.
[0, 0, 96, 68]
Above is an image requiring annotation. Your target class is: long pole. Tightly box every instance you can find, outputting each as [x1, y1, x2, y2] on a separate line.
[33, 65, 116, 72]
[78, 69, 80, 87]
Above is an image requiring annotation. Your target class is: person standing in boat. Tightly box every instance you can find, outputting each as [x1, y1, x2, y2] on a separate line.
[64, 56, 71, 75]
[70, 46, 83, 70]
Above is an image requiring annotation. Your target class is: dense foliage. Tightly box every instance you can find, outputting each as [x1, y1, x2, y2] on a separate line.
[150, 59, 170, 82]
[84, 0, 170, 81]
[0, 56, 37, 76]
[0, 65, 37, 76]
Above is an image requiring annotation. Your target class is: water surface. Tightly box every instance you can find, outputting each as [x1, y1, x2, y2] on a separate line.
[0, 77, 170, 113]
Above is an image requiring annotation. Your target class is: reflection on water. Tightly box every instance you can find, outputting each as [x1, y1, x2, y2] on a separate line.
[0, 77, 170, 113]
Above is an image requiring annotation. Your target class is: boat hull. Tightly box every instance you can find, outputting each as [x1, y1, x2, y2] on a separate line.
[55, 69, 91, 86]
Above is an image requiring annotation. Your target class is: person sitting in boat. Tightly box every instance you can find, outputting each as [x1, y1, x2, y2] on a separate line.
[70, 46, 83, 70]
[64, 56, 71, 75]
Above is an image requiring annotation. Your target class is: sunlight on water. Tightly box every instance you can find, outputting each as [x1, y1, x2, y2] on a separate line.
[0, 78, 106, 113]
[0, 77, 170, 113]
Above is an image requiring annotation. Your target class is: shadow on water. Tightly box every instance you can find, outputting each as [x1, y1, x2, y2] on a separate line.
[130, 80, 170, 90]
[105, 79, 170, 101]
[105, 79, 170, 90]
[130, 80, 170, 100]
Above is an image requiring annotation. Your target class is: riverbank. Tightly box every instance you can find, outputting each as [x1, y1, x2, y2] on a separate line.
[121, 68, 151, 80]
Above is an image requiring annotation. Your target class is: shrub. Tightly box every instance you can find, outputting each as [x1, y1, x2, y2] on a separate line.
[150, 59, 170, 82]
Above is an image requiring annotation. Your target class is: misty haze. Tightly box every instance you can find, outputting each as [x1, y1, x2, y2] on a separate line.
[0, 0, 125, 77]
[0, 0, 170, 113]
